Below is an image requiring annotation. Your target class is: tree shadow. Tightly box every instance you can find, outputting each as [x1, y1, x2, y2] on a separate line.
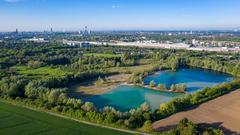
[67, 91, 94, 99]
[155, 124, 178, 132]
[155, 122, 239, 135]
[198, 122, 239, 135]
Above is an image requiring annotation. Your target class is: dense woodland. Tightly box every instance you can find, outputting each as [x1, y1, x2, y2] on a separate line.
[0, 42, 240, 133]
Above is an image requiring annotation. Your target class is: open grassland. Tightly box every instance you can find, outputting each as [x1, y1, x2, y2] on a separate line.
[12, 66, 72, 79]
[153, 90, 240, 134]
[83, 53, 121, 58]
[0, 101, 131, 135]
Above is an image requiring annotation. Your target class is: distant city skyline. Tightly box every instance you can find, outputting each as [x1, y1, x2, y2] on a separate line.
[0, 0, 240, 31]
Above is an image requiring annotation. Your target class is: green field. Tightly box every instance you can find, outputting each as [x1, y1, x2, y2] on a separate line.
[84, 53, 121, 58]
[12, 66, 72, 79]
[0, 101, 131, 135]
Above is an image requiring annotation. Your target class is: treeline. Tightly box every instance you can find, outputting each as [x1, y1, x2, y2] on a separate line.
[0, 76, 28, 97]
[68, 53, 137, 72]
[156, 118, 224, 135]
[186, 57, 240, 77]
[0, 43, 151, 70]
[128, 64, 167, 84]
[0, 70, 112, 98]
[149, 53, 240, 77]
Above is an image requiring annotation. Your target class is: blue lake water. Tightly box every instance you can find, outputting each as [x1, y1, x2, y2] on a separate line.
[85, 68, 233, 111]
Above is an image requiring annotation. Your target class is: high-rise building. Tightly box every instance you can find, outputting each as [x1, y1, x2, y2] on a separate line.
[84, 26, 90, 35]
[51, 28, 53, 33]
[15, 29, 18, 34]
[192, 39, 196, 45]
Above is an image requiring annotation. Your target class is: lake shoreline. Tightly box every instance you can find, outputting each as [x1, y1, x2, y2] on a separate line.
[83, 68, 233, 111]
[69, 68, 233, 100]
[68, 74, 131, 98]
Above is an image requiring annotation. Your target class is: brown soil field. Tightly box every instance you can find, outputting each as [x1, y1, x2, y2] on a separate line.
[153, 90, 240, 134]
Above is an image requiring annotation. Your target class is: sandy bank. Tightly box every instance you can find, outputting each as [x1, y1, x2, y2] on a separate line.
[68, 74, 130, 98]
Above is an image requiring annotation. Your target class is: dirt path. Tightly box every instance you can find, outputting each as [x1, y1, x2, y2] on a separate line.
[152, 90, 240, 134]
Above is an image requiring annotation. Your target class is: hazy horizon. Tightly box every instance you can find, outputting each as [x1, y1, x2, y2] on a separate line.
[1, 28, 240, 33]
[1, 0, 240, 31]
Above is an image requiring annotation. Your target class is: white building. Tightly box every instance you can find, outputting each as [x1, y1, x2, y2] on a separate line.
[25, 37, 49, 43]
[63, 40, 92, 48]
[192, 39, 196, 45]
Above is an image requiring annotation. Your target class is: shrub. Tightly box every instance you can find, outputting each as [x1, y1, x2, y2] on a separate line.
[150, 80, 156, 87]
[140, 120, 153, 133]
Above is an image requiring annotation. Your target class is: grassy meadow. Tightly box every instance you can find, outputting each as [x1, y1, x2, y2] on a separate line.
[11, 66, 73, 79]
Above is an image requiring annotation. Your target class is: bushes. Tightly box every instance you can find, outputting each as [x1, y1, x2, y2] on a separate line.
[175, 84, 186, 92]
[0, 76, 28, 97]
[156, 118, 224, 135]
[176, 118, 198, 135]
[86, 111, 104, 123]
[81, 102, 96, 112]
[104, 112, 118, 123]
[170, 84, 176, 92]
[65, 98, 83, 109]
[128, 73, 144, 84]
[169, 84, 186, 92]
[24, 81, 68, 105]
[150, 80, 156, 87]
[187, 57, 240, 77]
[140, 120, 153, 133]
[158, 84, 167, 91]
[28, 60, 44, 68]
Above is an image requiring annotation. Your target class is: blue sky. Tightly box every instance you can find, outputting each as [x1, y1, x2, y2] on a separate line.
[0, 0, 240, 31]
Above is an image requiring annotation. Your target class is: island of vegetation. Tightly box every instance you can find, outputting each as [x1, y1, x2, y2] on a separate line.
[128, 73, 187, 93]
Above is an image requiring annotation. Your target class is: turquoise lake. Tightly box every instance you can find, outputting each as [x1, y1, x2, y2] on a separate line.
[85, 68, 233, 111]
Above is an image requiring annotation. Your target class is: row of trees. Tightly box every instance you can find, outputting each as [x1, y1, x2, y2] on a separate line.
[0, 76, 28, 97]
[170, 84, 187, 92]
[0, 70, 112, 98]
[141, 80, 186, 93]
[156, 118, 224, 135]
[186, 57, 240, 77]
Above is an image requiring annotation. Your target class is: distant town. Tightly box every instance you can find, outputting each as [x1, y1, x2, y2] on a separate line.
[1, 27, 240, 52]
